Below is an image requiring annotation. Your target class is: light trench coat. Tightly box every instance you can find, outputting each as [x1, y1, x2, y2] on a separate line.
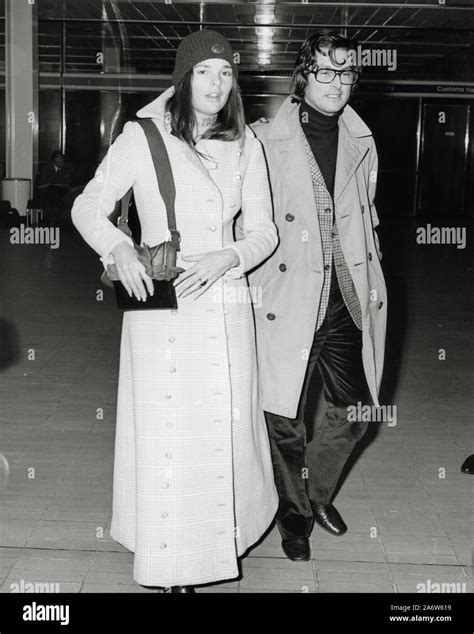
[71, 86, 278, 587]
[249, 97, 387, 419]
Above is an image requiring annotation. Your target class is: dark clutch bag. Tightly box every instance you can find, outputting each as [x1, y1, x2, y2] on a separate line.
[100, 118, 183, 311]
[113, 279, 178, 310]
[101, 238, 184, 310]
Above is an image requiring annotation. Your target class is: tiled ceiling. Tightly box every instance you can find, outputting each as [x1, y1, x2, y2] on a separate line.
[6, 1, 474, 80]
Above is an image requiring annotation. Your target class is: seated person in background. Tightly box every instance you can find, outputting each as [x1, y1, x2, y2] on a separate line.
[39, 151, 73, 226]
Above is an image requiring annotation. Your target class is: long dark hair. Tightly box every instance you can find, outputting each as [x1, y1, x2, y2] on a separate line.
[290, 31, 359, 102]
[166, 68, 246, 148]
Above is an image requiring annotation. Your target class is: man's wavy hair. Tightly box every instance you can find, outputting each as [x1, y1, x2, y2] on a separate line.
[166, 67, 246, 149]
[290, 31, 360, 102]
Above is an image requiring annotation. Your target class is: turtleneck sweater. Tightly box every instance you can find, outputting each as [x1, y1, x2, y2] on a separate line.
[299, 99, 341, 198]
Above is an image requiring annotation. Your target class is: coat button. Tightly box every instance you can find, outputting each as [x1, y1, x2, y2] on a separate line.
[279, 263, 287, 272]
[160, 542, 167, 549]
[165, 452, 172, 459]
[368, 252, 373, 261]
[162, 512, 169, 518]
[165, 394, 172, 399]
[324, 207, 331, 214]
[209, 225, 217, 231]
[168, 336, 175, 343]
[166, 421, 174, 428]
[324, 264, 330, 271]
[162, 482, 169, 489]
[266, 313, 276, 321]
[331, 231, 335, 239]
[285, 213, 294, 222]
[378, 301, 383, 309]
[233, 172, 242, 182]
[361, 205, 365, 214]
[169, 367, 176, 373]
[229, 202, 236, 208]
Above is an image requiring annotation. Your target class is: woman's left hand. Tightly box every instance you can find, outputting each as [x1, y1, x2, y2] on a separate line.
[174, 249, 240, 299]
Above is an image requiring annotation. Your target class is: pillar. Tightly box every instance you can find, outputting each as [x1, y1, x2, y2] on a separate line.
[5, 0, 39, 202]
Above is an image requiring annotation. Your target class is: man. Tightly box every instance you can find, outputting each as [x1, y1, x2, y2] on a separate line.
[39, 151, 73, 226]
[249, 31, 387, 561]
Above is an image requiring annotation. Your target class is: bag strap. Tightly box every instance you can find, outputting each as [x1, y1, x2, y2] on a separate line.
[136, 118, 180, 251]
[119, 188, 133, 224]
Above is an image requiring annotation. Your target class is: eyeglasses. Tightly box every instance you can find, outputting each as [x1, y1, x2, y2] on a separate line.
[309, 67, 360, 85]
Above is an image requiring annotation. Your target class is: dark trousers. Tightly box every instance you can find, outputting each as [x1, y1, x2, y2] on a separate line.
[265, 273, 370, 539]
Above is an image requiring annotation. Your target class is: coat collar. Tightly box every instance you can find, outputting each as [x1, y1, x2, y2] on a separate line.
[266, 96, 371, 204]
[136, 86, 254, 139]
[267, 96, 373, 141]
[135, 86, 254, 184]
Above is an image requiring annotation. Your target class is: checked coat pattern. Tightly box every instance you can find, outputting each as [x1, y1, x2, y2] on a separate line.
[302, 131, 363, 330]
[72, 86, 278, 587]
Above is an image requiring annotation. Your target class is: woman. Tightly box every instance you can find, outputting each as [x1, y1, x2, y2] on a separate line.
[71, 30, 278, 592]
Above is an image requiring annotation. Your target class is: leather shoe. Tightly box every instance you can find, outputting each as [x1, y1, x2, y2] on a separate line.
[281, 537, 311, 561]
[311, 502, 347, 536]
[163, 586, 195, 593]
[461, 455, 474, 474]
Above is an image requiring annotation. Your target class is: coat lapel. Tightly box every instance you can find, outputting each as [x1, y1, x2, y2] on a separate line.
[268, 124, 318, 229]
[334, 119, 369, 204]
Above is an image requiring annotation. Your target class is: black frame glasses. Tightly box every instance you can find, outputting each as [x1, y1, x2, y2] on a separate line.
[309, 67, 360, 85]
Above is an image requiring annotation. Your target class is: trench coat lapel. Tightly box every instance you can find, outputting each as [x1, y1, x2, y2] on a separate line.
[272, 134, 318, 228]
[267, 101, 318, 233]
[334, 118, 369, 204]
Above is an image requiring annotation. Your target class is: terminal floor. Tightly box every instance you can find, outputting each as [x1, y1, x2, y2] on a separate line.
[0, 215, 472, 593]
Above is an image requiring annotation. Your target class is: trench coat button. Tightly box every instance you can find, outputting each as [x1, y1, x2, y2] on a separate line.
[229, 202, 236, 208]
[165, 394, 172, 399]
[209, 225, 217, 231]
[324, 207, 331, 214]
[160, 542, 167, 549]
[324, 264, 330, 271]
[233, 172, 242, 182]
[285, 213, 294, 222]
[378, 301, 384, 309]
[162, 512, 169, 518]
[163, 482, 169, 489]
[165, 452, 172, 459]
[169, 367, 176, 373]
[166, 421, 174, 428]
[361, 205, 365, 214]
[168, 336, 175, 343]
[331, 231, 335, 239]
[279, 263, 287, 272]
[267, 313, 275, 321]
[368, 252, 373, 261]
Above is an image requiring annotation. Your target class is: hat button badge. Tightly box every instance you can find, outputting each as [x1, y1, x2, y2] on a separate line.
[211, 44, 224, 54]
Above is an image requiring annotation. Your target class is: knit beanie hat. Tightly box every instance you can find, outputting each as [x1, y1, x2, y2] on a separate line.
[172, 30, 238, 88]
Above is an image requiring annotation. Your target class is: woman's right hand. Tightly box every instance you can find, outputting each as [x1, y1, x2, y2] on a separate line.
[110, 241, 154, 301]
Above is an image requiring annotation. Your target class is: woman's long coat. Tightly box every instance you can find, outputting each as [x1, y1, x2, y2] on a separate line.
[71, 86, 278, 587]
[249, 97, 387, 419]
